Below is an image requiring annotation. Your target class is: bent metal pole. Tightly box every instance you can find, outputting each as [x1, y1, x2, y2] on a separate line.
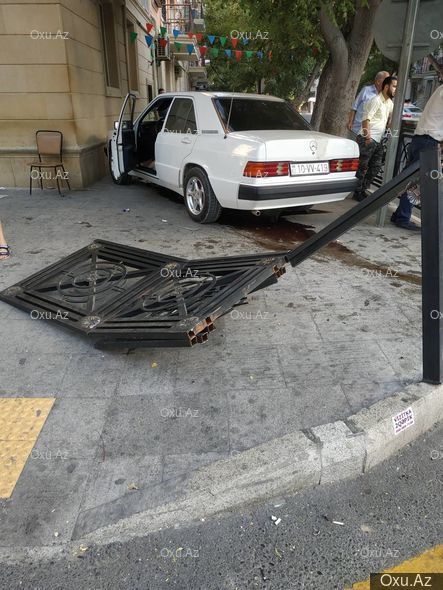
[421, 146, 443, 384]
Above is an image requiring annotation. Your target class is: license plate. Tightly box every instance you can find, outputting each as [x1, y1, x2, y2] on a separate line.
[290, 162, 329, 176]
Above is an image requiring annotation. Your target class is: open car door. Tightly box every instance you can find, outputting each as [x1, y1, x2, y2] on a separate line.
[109, 93, 137, 184]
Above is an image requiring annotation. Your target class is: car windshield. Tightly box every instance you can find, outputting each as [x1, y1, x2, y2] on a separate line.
[214, 98, 310, 132]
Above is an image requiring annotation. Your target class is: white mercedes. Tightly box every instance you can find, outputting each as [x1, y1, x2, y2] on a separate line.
[108, 92, 359, 223]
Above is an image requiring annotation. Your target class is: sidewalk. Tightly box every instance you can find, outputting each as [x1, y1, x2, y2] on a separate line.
[0, 178, 431, 552]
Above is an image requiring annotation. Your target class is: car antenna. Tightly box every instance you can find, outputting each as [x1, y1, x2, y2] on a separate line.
[224, 97, 234, 139]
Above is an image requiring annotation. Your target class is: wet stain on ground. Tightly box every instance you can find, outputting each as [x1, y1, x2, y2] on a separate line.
[224, 214, 421, 286]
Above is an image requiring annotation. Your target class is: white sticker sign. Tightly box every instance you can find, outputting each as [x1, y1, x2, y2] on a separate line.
[392, 407, 414, 435]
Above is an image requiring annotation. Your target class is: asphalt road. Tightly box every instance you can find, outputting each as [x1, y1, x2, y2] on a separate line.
[0, 423, 441, 590]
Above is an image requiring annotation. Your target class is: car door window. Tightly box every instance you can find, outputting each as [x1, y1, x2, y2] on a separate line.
[164, 98, 197, 134]
[140, 98, 173, 125]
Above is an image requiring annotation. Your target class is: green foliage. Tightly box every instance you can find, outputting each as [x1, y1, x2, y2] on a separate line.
[204, 0, 319, 100]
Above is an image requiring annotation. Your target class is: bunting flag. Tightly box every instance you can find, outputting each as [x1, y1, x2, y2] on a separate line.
[245, 50, 253, 59]
[187, 32, 194, 39]
[207, 34, 216, 45]
[172, 29, 181, 38]
[234, 50, 242, 61]
[187, 43, 194, 55]
[159, 37, 168, 47]
[268, 50, 272, 61]
[145, 23, 154, 34]
[241, 37, 249, 46]
[210, 47, 219, 57]
[256, 50, 263, 60]
[174, 41, 182, 51]
[200, 45, 207, 57]
[224, 49, 232, 58]
[230, 37, 239, 48]
[160, 26, 167, 36]
[195, 33, 204, 43]
[145, 34, 153, 47]
[130, 32, 137, 43]
[220, 36, 227, 46]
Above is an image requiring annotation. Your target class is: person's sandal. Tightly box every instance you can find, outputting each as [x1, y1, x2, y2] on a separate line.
[0, 245, 11, 260]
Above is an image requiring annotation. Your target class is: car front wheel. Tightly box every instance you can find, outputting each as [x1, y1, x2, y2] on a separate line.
[184, 167, 222, 223]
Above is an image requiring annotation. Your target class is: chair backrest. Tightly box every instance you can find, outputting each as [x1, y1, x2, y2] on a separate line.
[36, 130, 63, 159]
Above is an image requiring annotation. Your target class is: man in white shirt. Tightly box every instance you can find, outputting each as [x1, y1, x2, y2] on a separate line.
[391, 85, 443, 230]
[347, 71, 390, 135]
[352, 76, 397, 201]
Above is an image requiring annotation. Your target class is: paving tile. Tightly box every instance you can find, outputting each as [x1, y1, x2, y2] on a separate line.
[60, 352, 125, 397]
[80, 454, 162, 511]
[101, 395, 230, 458]
[0, 398, 54, 498]
[32, 398, 111, 459]
[0, 458, 92, 546]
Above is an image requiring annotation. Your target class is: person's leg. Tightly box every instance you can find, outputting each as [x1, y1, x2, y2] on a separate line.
[392, 135, 438, 224]
[354, 137, 375, 200]
[0, 220, 10, 260]
[362, 140, 384, 191]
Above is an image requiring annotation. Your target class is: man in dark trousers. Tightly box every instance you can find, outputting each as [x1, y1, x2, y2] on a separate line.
[352, 76, 397, 202]
[391, 85, 443, 231]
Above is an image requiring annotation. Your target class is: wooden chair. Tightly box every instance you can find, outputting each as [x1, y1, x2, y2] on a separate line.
[29, 130, 71, 196]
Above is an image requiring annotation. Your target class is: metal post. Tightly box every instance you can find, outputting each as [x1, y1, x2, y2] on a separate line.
[421, 146, 443, 384]
[375, 0, 420, 227]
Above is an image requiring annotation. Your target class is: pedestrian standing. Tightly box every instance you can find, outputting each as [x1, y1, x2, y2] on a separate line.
[391, 84, 443, 231]
[0, 220, 10, 260]
[347, 71, 390, 135]
[352, 76, 397, 201]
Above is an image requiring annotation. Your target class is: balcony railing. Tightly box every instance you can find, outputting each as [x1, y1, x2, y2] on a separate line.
[161, 1, 204, 34]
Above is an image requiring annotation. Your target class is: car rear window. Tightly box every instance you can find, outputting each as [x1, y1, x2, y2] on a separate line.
[214, 98, 310, 132]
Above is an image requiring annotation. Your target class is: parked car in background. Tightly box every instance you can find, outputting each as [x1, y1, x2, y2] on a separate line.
[108, 92, 359, 223]
[402, 104, 422, 122]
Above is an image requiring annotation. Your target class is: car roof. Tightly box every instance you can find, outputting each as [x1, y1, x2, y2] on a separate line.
[157, 91, 284, 102]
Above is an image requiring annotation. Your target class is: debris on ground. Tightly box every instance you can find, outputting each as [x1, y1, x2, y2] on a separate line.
[128, 482, 139, 490]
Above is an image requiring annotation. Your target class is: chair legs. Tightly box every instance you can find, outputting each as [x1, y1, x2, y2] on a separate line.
[61, 165, 71, 191]
[29, 164, 71, 197]
[55, 167, 61, 196]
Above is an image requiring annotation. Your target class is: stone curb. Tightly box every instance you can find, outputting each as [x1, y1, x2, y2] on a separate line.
[75, 381, 442, 546]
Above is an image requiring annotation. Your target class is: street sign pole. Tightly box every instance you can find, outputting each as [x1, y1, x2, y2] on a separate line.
[375, 0, 420, 227]
[421, 146, 443, 384]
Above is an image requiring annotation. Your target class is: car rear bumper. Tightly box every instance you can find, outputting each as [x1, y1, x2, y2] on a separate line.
[238, 178, 358, 201]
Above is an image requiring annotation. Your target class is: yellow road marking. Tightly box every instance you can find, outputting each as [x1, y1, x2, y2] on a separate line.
[0, 398, 55, 498]
[346, 544, 443, 588]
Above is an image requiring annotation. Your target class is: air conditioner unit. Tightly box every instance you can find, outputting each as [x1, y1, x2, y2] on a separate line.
[156, 39, 171, 60]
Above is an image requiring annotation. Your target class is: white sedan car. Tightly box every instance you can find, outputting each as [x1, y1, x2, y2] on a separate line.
[108, 92, 359, 223]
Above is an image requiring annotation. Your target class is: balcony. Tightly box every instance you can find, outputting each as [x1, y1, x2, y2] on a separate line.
[161, 1, 204, 34]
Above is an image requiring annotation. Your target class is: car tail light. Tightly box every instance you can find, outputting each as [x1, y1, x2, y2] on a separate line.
[329, 158, 359, 173]
[243, 161, 289, 178]
[403, 113, 412, 118]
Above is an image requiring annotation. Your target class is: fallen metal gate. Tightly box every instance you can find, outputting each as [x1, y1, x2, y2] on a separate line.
[0, 160, 420, 349]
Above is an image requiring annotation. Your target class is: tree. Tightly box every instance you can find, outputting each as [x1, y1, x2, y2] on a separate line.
[311, 0, 382, 135]
[205, 0, 384, 135]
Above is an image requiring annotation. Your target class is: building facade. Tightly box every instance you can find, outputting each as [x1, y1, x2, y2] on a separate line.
[0, 0, 205, 188]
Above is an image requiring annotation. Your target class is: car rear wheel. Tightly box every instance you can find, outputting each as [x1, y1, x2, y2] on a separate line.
[184, 167, 222, 223]
[108, 141, 130, 185]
